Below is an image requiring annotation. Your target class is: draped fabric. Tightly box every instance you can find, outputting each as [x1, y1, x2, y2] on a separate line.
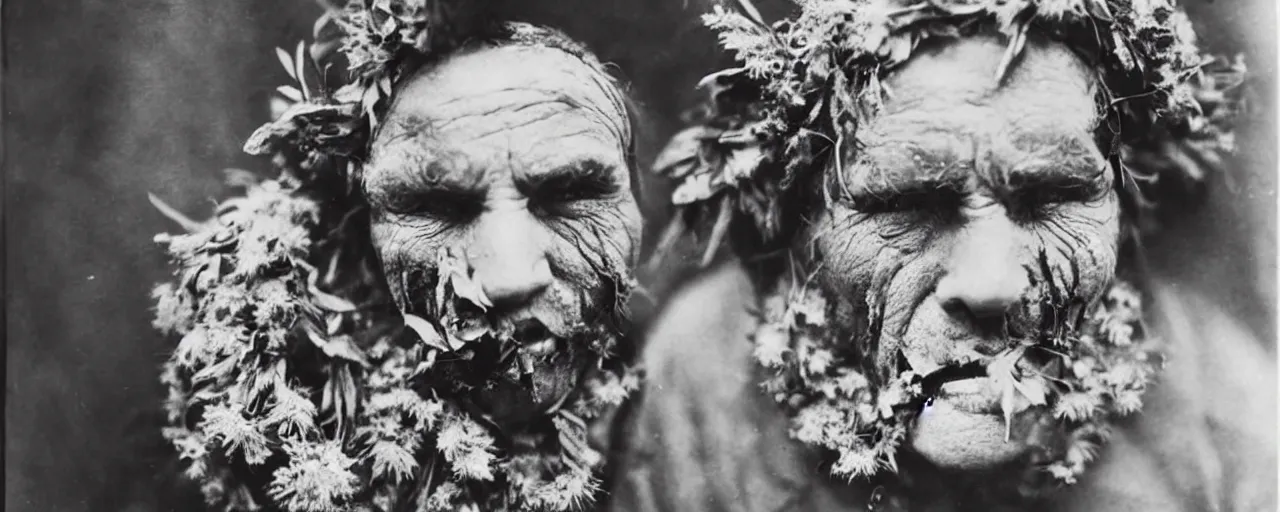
[609, 262, 1277, 512]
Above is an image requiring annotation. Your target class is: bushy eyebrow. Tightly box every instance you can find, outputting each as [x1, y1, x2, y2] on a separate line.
[363, 151, 488, 216]
[999, 160, 1108, 190]
[516, 158, 621, 199]
[842, 143, 968, 198]
[988, 138, 1111, 194]
[844, 135, 1108, 198]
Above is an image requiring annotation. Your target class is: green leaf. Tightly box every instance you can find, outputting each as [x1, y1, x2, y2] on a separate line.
[276, 85, 303, 102]
[378, 75, 392, 96]
[1011, 376, 1048, 407]
[652, 127, 713, 177]
[312, 10, 333, 39]
[994, 20, 1030, 82]
[298, 261, 357, 312]
[276, 47, 296, 80]
[294, 41, 310, 101]
[437, 249, 492, 310]
[403, 313, 449, 352]
[701, 195, 733, 267]
[734, 0, 769, 28]
[148, 193, 204, 233]
[450, 272, 492, 310]
[1001, 377, 1016, 441]
[722, 146, 764, 182]
[1086, 0, 1113, 21]
[306, 328, 371, 367]
[671, 173, 723, 205]
[987, 346, 1027, 441]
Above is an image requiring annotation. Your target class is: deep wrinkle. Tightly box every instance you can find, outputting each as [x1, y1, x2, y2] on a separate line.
[362, 42, 641, 430]
[794, 36, 1122, 471]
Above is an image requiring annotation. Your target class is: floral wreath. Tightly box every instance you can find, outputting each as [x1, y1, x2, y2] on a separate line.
[152, 1, 637, 511]
[752, 272, 1160, 500]
[652, 0, 1246, 263]
[649, 0, 1244, 502]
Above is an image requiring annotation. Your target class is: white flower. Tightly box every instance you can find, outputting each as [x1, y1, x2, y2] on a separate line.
[367, 441, 417, 483]
[1053, 392, 1101, 422]
[263, 384, 317, 436]
[832, 445, 880, 479]
[753, 323, 791, 368]
[152, 283, 194, 334]
[200, 401, 272, 465]
[525, 468, 601, 512]
[418, 481, 463, 512]
[437, 414, 497, 481]
[1113, 390, 1144, 415]
[806, 349, 834, 376]
[268, 440, 359, 512]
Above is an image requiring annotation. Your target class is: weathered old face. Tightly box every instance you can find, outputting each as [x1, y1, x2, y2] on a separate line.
[363, 44, 641, 423]
[807, 35, 1120, 469]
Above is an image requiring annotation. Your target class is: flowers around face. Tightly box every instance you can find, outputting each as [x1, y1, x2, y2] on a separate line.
[751, 273, 1160, 492]
[152, 2, 637, 511]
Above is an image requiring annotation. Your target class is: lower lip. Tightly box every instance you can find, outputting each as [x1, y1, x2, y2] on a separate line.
[521, 337, 558, 357]
[934, 378, 1000, 414]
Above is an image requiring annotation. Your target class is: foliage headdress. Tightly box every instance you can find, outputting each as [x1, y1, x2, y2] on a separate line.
[654, 0, 1246, 263]
[152, 1, 637, 511]
[650, 0, 1246, 503]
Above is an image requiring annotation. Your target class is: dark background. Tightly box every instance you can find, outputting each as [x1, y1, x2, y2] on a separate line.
[5, 1, 1275, 511]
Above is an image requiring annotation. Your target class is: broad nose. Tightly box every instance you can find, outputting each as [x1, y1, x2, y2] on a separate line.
[934, 213, 1029, 326]
[468, 209, 553, 311]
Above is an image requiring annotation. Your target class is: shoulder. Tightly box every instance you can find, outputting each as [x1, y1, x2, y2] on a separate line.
[1147, 282, 1276, 510]
[606, 262, 867, 512]
[641, 261, 757, 388]
[1054, 281, 1276, 512]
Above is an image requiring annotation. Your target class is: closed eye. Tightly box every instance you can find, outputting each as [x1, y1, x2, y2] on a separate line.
[521, 159, 621, 216]
[848, 185, 964, 215]
[379, 188, 486, 222]
[365, 160, 487, 223]
[1005, 174, 1108, 220]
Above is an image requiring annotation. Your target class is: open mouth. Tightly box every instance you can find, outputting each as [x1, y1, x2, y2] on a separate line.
[452, 317, 582, 417]
[918, 360, 988, 397]
[503, 319, 572, 395]
[908, 348, 1054, 416]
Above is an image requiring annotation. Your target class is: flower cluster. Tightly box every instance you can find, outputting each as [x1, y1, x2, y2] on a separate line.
[154, 173, 637, 511]
[153, 1, 637, 510]
[751, 275, 1160, 493]
[653, 0, 1247, 262]
[243, 0, 502, 188]
[753, 286, 923, 479]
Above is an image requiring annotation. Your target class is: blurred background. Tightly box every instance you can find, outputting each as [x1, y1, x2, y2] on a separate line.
[4, 1, 1275, 511]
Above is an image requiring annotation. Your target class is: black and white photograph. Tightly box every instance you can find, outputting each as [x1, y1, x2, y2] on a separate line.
[6, 1, 1278, 511]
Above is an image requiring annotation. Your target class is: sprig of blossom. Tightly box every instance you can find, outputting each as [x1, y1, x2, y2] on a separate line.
[155, 172, 637, 511]
[654, 0, 1248, 264]
[153, 2, 639, 510]
[751, 273, 1160, 500]
[268, 440, 361, 512]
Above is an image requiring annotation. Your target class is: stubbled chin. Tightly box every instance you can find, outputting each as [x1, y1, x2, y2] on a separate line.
[909, 400, 1031, 470]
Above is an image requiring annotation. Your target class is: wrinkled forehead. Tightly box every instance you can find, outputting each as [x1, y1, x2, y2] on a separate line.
[868, 33, 1101, 143]
[374, 44, 631, 156]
